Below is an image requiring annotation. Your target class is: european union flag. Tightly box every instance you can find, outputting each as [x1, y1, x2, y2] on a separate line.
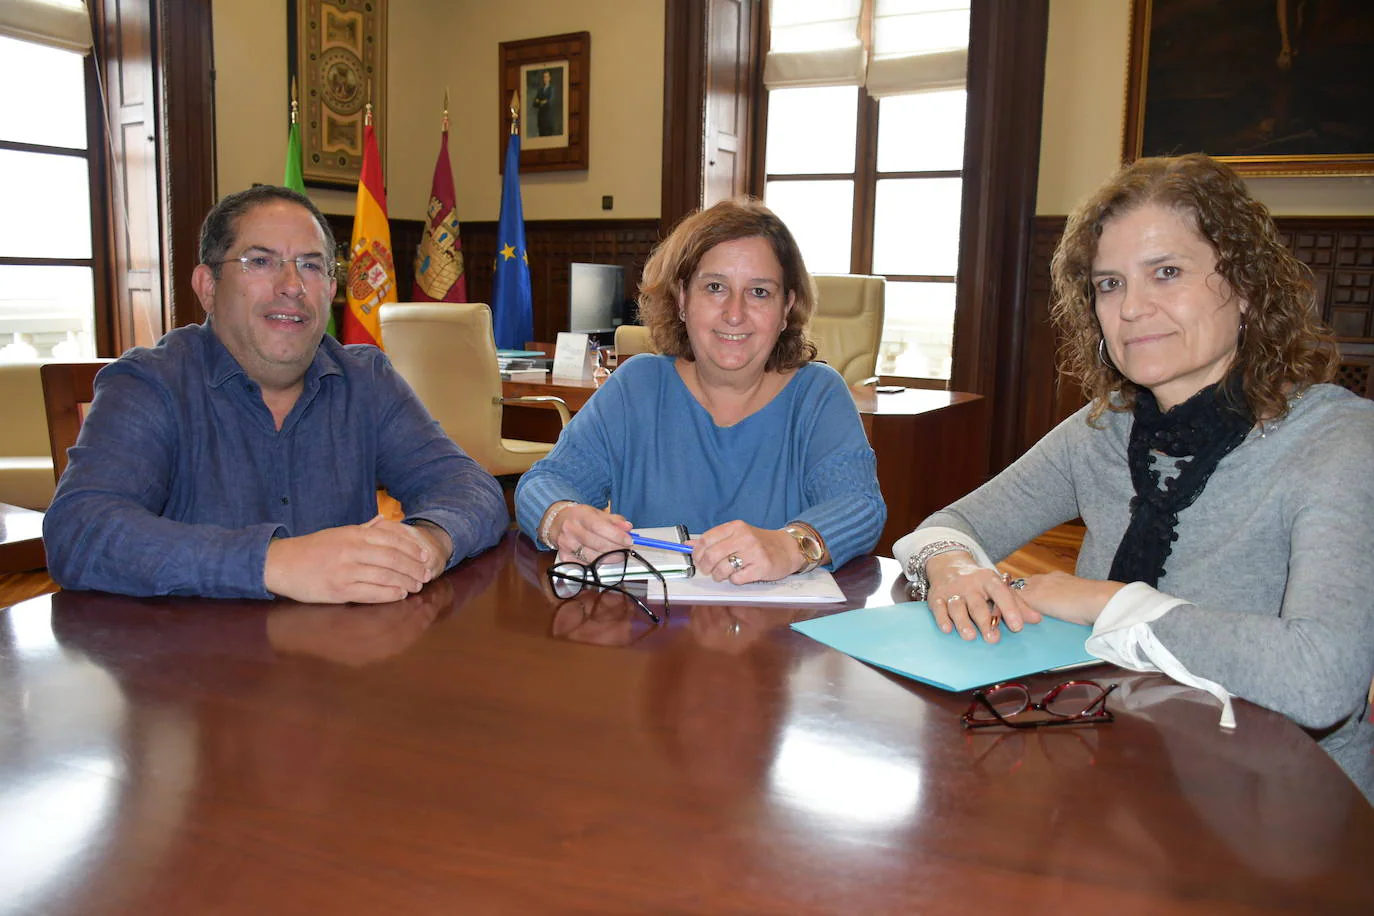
[492, 129, 533, 350]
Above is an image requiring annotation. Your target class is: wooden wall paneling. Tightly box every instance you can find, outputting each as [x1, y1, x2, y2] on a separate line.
[660, 0, 707, 234]
[1278, 221, 1374, 339]
[702, 0, 760, 208]
[156, 0, 217, 329]
[950, 0, 1050, 476]
[328, 217, 662, 345]
[84, 40, 115, 357]
[93, 0, 164, 354]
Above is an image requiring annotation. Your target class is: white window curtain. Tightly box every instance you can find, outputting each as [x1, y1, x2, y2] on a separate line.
[764, 0, 865, 88]
[0, 0, 93, 55]
[765, 0, 969, 97]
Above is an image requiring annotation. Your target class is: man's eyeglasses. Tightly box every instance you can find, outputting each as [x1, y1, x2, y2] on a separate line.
[547, 548, 667, 624]
[961, 680, 1117, 730]
[210, 253, 335, 281]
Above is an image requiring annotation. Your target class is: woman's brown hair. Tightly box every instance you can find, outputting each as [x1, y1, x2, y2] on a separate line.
[637, 198, 817, 372]
[1050, 153, 1336, 421]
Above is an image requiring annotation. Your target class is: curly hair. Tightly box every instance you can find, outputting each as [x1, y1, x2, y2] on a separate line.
[637, 198, 817, 372]
[1050, 153, 1336, 422]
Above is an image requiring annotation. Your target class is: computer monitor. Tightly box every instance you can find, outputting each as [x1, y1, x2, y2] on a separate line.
[568, 263, 626, 342]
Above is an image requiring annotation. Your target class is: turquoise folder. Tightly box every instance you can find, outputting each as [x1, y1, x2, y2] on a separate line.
[791, 602, 1096, 692]
[496, 349, 544, 358]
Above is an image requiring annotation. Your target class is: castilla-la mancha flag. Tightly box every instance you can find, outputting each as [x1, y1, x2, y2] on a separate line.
[413, 120, 467, 303]
[343, 119, 395, 347]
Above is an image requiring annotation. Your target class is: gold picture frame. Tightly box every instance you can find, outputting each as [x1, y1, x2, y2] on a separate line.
[498, 32, 590, 173]
[291, 0, 388, 188]
[1123, 0, 1374, 176]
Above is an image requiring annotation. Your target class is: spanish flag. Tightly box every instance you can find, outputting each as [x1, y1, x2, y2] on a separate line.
[343, 113, 394, 348]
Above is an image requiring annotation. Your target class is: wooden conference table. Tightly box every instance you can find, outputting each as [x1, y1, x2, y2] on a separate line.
[2, 534, 1370, 914]
[502, 375, 990, 557]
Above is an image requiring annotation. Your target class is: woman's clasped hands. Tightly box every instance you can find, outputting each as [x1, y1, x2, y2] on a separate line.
[924, 551, 1041, 643]
[926, 552, 1127, 643]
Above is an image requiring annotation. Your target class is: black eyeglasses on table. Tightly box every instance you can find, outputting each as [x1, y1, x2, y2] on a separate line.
[961, 680, 1117, 730]
[546, 548, 667, 624]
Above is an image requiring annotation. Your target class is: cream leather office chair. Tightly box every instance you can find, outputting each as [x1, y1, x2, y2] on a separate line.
[613, 324, 655, 362]
[0, 363, 57, 509]
[379, 303, 570, 477]
[809, 274, 886, 387]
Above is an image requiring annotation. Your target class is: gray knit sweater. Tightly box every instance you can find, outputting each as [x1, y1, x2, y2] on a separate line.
[919, 384, 1374, 802]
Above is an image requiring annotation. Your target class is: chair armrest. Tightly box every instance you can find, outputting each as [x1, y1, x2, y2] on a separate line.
[499, 395, 572, 428]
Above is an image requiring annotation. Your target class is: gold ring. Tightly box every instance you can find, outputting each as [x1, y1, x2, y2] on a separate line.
[573, 546, 586, 561]
[728, 554, 744, 570]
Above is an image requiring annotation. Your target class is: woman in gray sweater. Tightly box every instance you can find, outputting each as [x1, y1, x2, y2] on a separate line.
[895, 154, 1374, 802]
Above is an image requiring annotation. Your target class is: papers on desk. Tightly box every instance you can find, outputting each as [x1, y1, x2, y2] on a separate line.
[790, 602, 1096, 692]
[501, 368, 548, 382]
[646, 568, 845, 604]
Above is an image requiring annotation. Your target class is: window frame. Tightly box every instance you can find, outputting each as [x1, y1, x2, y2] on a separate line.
[0, 37, 104, 361]
[760, 86, 964, 386]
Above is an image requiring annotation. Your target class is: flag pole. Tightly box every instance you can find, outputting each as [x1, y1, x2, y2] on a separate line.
[509, 90, 520, 135]
[290, 76, 298, 125]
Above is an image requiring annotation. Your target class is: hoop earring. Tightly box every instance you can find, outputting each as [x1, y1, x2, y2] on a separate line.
[1097, 338, 1110, 368]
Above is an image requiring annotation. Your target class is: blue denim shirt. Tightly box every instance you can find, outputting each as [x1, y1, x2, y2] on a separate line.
[43, 322, 508, 598]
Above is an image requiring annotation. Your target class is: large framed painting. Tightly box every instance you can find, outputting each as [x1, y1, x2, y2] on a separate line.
[1123, 0, 1374, 176]
[289, 0, 388, 188]
[498, 32, 590, 173]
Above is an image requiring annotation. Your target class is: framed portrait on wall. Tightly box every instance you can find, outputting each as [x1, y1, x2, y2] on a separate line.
[1123, 0, 1374, 176]
[521, 62, 568, 149]
[499, 32, 590, 173]
[289, 0, 388, 188]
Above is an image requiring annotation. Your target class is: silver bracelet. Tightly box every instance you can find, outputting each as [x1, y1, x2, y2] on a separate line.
[905, 539, 973, 600]
[537, 501, 576, 550]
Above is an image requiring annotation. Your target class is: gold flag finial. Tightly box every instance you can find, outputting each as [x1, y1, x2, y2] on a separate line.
[289, 76, 298, 125]
[509, 91, 520, 135]
[365, 79, 373, 127]
[442, 87, 449, 133]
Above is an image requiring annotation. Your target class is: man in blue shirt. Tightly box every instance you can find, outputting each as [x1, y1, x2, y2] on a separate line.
[43, 186, 508, 602]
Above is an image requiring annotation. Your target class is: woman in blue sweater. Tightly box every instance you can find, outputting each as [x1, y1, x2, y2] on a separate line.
[515, 199, 885, 583]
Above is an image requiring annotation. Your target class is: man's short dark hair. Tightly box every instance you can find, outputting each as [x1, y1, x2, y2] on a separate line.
[199, 186, 336, 277]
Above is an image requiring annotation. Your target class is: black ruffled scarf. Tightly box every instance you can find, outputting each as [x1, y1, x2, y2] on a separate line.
[1108, 377, 1255, 587]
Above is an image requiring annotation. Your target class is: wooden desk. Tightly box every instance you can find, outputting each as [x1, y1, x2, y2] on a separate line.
[502, 376, 989, 554]
[0, 502, 45, 573]
[3, 536, 1370, 913]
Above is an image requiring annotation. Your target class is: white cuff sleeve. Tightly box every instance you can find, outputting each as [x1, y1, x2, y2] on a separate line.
[1087, 582, 1236, 729]
[892, 526, 996, 579]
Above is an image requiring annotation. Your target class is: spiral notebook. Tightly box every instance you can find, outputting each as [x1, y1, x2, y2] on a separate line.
[605, 526, 694, 579]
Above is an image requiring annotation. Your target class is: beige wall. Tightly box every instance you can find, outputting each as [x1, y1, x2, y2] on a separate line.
[213, 0, 665, 221]
[1037, 0, 1374, 216]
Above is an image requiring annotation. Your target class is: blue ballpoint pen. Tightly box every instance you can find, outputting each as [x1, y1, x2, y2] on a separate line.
[630, 533, 694, 554]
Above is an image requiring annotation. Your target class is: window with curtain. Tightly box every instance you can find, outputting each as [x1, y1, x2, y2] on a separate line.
[763, 0, 970, 381]
[0, 0, 97, 364]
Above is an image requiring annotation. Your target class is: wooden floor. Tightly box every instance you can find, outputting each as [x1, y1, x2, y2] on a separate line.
[997, 522, 1085, 579]
[0, 524, 1088, 609]
[0, 569, 58, 606]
